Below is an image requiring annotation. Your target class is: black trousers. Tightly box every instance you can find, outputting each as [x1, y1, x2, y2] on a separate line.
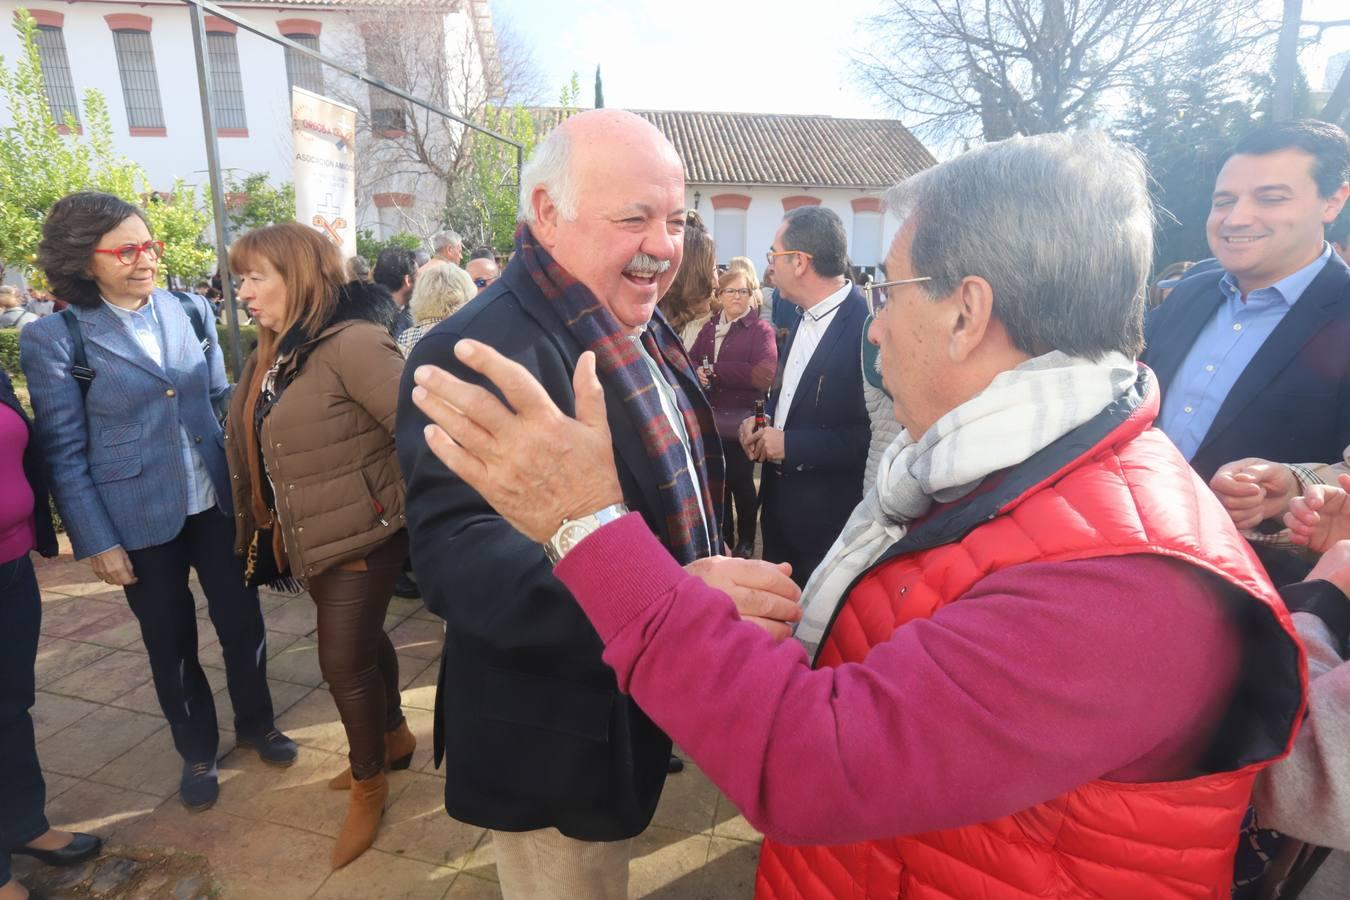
[0, 554, 46, 887]
[721, 441, 759, 548]
[759, 478, 830, 589]
[123, 509, 275, 763]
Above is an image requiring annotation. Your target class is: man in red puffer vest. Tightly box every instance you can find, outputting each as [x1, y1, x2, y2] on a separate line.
[406, 130, 1309, 900]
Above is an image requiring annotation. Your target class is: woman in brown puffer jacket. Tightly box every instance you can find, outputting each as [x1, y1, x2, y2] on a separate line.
[223, 222, 411, 870]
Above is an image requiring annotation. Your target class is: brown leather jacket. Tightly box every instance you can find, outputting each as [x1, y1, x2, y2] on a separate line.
[225, 283, 407, 579]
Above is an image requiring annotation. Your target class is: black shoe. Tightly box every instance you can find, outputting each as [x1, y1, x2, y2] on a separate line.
[236, 728, 299, 767]
[180, 761, 219, 811]
[733, 541, 755, 559]
[11, 832, 102, 867]
[392, 572, 420, 599]
[667, 755, 684, 774]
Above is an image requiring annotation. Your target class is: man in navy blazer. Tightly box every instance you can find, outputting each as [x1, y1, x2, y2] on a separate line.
[742, 207, 870, 587]
[1142, 120, 1350, 585]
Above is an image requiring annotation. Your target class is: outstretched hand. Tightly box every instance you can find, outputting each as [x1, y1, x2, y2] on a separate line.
[1286, 473, 1350, 555]
[685, 556, 802, 640]
[411, 340, 624, 544]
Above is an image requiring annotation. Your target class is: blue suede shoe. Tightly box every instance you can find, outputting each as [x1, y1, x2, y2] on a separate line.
[180, 761, 219, 811]
[236, 728, 299, 767]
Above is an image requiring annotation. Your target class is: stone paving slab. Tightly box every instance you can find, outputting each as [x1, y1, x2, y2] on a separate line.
[24, 544, 765, 899]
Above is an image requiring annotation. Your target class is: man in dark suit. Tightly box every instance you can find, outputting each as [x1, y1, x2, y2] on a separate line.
[1142, 119, 1350, 585]
[741, 207, 870, 587]
[396, 109, 799, 897]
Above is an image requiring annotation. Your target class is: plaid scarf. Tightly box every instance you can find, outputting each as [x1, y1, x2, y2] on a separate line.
[516, 225, 722, 564]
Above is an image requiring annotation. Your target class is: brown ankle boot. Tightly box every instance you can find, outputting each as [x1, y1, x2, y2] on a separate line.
[331, 771, 387, 869]
[327, 721, 418, 790]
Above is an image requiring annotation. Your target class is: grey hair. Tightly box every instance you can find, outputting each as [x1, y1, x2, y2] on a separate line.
[431, 230, 462, 252]
[518, 126, 579, 224]
[887, 131, 1153, 359]
[409, 262, 476, 324]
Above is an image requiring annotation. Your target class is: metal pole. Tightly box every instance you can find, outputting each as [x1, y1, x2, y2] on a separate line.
[516, 143, 524, 206]
[184, 0, 523, 151]
[187, 1, 243, 381]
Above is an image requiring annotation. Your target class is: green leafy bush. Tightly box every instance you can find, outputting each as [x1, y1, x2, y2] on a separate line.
[217, 322, 258, 367]
[0, 329, 18, 377]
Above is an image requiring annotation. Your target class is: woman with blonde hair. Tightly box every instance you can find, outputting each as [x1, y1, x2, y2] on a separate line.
[689, 266, 777, 557]
[225, 222, 411, 869]
[397, 261, 476, 354]
[726, 255, 762, 309]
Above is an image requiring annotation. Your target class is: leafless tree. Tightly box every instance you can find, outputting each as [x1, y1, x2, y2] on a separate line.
[1271, 5, 1350, 124]
[853, 0, 1272, 143]
[331, 9, 544, 236]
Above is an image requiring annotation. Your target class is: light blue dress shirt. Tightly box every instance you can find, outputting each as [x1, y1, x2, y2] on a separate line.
[1158, 243, 1333, 460]
[103, 294, 219, 515]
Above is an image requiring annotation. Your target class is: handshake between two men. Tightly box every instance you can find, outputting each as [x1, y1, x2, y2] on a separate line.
[410, 338, 803, 638]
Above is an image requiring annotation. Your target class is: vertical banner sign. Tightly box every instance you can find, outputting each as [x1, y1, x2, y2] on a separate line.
[292, 87, 357, 259]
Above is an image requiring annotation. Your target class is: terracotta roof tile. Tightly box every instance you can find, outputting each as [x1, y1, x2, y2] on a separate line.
[529, 109, 935, 188]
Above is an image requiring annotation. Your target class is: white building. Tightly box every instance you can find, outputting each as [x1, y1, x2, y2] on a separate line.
[643, 110, 936, 275]
[1, 0, 501, 237]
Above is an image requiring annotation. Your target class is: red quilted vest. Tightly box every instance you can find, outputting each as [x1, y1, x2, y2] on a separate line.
[756, 381, 1306, 900]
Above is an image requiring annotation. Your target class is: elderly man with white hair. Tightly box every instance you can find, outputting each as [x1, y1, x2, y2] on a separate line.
[410, 131, 1309, 898]
[430, 229, 462, 265]
[396, 109, 800, 897]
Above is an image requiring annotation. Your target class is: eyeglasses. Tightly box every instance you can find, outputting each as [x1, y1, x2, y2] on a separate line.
[863, 276, 932, 317]
[473, 277, 491, 288]
[92, 240, 165, 266]
[765, 249, 812, 265]
[716, 287, 751, 298]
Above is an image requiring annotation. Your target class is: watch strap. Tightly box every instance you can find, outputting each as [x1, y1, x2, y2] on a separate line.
[544, 503, 629, 565]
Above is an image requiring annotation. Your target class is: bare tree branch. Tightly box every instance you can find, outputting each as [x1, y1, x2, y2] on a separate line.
[852, 0, 1272, 142]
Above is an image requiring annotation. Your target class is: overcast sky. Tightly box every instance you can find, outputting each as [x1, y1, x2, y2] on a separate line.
[493, 0, 1350, 130]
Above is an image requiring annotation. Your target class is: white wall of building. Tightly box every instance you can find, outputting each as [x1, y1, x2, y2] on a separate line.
[0, 1, 484, 240]
[688, 186, 899, 274]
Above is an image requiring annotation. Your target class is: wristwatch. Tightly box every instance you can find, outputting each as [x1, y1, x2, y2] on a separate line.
[543, 503, 629, 565]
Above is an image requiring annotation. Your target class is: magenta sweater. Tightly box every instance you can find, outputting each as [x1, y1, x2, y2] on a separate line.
[556, 513, 1242, 845]
[0, 403, 36, 563]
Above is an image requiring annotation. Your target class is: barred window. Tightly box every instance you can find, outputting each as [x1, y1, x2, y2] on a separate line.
[206, 32, 247, 131]
[35, 25, 80, 126]
[284, 33, 324, 96]
[111, 30, 164, 129]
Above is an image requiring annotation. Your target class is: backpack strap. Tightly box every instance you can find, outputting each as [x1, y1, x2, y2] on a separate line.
[171, 290, 212, 354]
[59, 308, 96, 398]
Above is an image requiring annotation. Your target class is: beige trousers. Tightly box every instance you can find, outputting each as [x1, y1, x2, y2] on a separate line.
[491, 827, 633, 900]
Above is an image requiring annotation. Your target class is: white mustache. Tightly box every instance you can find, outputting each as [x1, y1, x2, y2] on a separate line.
[623, 252, 672, 276]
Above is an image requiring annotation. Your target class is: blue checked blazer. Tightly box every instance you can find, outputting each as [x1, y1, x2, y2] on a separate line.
[19, 290, 234, 559]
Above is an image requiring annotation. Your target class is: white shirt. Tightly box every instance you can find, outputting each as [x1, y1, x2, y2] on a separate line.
[773, 281, 851, 426]
[632, 334, 711, 553]
[103, 294, 218, 516]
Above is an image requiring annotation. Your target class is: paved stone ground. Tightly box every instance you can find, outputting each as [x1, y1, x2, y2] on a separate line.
[21, 543, 764, 899]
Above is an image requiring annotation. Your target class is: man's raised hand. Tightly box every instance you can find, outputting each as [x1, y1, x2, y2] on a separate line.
[412, 341, 623, 544]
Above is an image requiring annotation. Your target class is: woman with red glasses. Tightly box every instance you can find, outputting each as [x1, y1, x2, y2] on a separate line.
[19, 193, 295, 817]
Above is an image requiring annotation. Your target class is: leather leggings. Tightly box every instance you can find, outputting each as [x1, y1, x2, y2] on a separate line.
[307, 531, 408, 781]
